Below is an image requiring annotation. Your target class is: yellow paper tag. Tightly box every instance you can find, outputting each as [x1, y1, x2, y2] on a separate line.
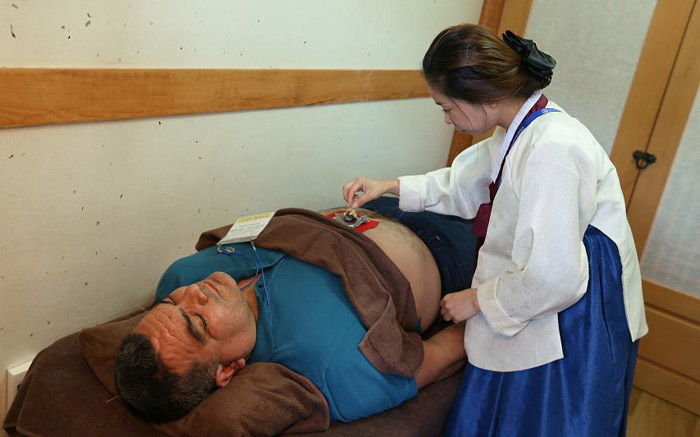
[218, 211, 275, 245]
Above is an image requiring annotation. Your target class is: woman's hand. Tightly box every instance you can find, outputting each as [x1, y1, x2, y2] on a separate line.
[440, 288, 480, 323]
[342, 177, 399, 208]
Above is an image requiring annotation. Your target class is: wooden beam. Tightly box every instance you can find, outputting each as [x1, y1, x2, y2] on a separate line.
[638, 306, 700, 381]
[0, 68, 429, 128]
[609, 0, 695, 204]
[643, 279, 700, 322]
[496, 0, 534, 36]
[447, 131, 474, 164]
[478, 0, 506, 32]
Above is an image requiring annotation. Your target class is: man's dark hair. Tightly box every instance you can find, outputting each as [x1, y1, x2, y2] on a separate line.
[114, 333, 218, 423]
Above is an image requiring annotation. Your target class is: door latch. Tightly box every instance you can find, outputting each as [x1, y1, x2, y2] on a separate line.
[633, 150, 657, 169]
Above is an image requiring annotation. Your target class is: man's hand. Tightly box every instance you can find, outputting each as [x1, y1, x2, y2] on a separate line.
[342, 177, 399, 208]
[440, 288, 480, 323]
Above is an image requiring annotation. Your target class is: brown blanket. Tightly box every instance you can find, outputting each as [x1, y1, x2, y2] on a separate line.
[3, 317, 461, 437]
[197, 207, 424, 376]
[67, 208, 423, 436]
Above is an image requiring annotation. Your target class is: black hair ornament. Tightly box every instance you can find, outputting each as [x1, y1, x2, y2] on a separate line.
[502, 30, 556, 81]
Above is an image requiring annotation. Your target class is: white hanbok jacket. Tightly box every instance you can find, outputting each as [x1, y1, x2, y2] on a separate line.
[399, 91, 648, 372]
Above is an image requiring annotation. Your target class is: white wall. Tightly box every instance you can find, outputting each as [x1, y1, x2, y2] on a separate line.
[0, 0, 483, 423]
[526, 0, 657, 153]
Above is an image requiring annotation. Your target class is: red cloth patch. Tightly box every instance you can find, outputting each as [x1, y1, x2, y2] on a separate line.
[325, 211, 379, 233]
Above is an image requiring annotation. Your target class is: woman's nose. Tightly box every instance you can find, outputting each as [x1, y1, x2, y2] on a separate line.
[444, 113, 452, 125]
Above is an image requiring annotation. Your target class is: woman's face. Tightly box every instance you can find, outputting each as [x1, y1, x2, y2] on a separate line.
[428, 86, 496, 135]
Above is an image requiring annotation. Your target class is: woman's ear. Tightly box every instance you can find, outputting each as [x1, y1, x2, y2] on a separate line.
[485, 99, 500, 110]
[215, 358, 246, 387]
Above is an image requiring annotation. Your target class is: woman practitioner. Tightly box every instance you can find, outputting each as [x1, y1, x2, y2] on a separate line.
[342, 24, 647, 436]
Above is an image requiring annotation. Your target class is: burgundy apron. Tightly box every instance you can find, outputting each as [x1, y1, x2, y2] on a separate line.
[471, 95, 560, 267]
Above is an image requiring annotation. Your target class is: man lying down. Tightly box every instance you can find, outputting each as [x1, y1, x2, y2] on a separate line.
[114, 197, 477, 424]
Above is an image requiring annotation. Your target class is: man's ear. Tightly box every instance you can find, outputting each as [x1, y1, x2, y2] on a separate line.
[215, 358, 246, 388]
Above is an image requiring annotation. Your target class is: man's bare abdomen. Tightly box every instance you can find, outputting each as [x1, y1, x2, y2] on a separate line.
[319, 208, 442, 329]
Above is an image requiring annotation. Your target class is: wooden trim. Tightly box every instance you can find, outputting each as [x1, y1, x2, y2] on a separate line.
[643, 279, 700, 322]
[446, 0, 534, 165]
[496, 0, 534, 36]
[626, 1, 700, 253]
[638, 306, 700, 381]
[619, 2, 700, 412]
[447, 131, 475, 164]
[478, 0, 507, 32]
[634, 357, 700, 415]
[446, 128, 474, 167]
[609, 0, 696, 204]
[0, 68, 428, 128]
[636, 280, 700, 413]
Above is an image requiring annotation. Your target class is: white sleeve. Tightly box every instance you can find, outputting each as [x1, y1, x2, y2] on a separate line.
[476, 147, 594, 337]
[398, 139, 492, 219]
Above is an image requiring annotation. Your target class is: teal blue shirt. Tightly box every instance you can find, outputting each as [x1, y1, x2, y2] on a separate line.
[156, 243, 417, 422]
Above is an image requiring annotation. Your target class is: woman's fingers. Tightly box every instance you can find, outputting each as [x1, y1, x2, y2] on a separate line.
[343, 178, 398, 207]
[342, 179, 354, 203]
[343, 178, 363, 205]
[440, 289, 480, 323]
[440, 298, 452, 321]
[441, 294, 461, 323]
[343, 177, 375, 207]
[352, 190, 369, 208]
[342, 182, 353, 204]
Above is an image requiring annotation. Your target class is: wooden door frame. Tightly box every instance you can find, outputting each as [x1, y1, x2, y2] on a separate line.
[622, 1, 699, 253]
[609, 0, 697, 208]
[618, 0, 700, 415]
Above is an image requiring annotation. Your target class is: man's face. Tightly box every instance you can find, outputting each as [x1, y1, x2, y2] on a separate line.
[429, 86, 495, 135]
[135, 272, 256, 376]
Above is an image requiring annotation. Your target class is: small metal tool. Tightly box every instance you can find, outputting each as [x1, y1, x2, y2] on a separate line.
[343, 212, 357, 223]
[333, 212, 370, 228]
[349, 215, 371, 228]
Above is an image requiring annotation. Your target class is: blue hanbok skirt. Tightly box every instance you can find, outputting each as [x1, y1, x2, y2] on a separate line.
[443, 226, 638, 437]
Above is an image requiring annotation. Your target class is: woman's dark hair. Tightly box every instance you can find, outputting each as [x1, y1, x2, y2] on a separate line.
[422, 24, 553, 104]
[114, 333, 218, 423]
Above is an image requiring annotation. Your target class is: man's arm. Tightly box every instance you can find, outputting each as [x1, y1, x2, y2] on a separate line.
[414, 323, 466, 389]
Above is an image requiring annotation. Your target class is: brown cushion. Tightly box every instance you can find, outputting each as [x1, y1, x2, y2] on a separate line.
[79, 312, 147, 394]
[78, 311, 330, 436]
[3, 330, 161, 437]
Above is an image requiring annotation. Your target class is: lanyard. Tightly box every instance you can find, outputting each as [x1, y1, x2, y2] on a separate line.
[495, 107, 561, 189]
[472, 99, 561, 265]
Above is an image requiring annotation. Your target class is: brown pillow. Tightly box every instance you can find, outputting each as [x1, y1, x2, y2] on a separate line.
[79, 312, 330, 436]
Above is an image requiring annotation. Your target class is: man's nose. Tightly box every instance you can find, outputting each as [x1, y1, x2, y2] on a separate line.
[183, 284, 209, 305]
